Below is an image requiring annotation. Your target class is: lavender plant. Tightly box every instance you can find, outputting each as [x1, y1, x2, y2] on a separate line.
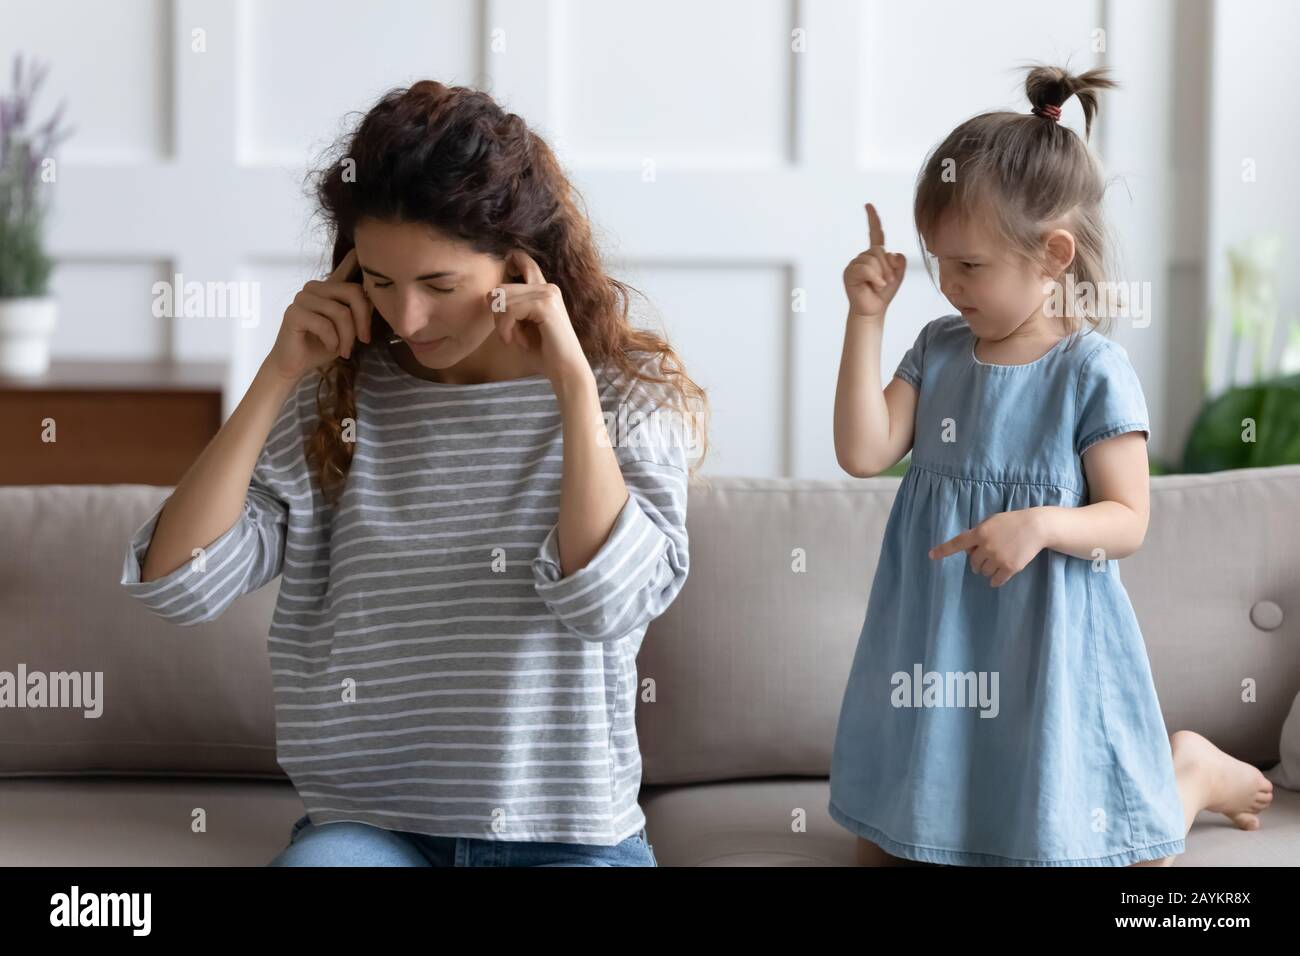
[1, 53, 72, 299]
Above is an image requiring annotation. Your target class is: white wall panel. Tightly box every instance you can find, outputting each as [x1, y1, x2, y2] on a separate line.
[0, 0, 172, 162]
[553, 0, 792, 167]
[859, 0, 1105, 168]
[237, 0, 480, 166]
[232, 258, 314, 394]
[620, 262, 790, 477]
[48, 258, 171, 358]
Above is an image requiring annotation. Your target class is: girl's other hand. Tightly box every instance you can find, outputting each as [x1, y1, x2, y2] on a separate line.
[843, 202, 906, 323]
[928, 507, 1049, 587]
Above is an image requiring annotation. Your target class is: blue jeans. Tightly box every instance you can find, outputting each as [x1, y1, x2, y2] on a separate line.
[267, 813, 658, 867]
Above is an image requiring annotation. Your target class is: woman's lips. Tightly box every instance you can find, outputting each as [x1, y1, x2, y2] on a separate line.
[406, 337, 446, 352]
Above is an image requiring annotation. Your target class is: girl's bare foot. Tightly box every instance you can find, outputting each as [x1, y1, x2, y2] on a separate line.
[1171, 730, 1274, 830]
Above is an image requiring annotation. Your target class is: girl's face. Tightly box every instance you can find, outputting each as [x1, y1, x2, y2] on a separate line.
[353, 217, 522, 378]
[924, 212, 1069, 340]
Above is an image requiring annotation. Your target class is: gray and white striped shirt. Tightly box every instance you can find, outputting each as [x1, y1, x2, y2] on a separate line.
[119, 342, 690, 846]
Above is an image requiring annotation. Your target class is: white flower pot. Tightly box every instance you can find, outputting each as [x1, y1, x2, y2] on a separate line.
[0, 296, 59, 377]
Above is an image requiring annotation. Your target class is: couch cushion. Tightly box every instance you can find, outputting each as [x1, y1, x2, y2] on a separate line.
[1, 775, 1293, 866]
[0, 777, 304, 866]
[638, 779, 1300, 866]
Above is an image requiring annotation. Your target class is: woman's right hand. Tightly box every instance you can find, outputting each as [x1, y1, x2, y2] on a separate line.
[843, 202, 906, 323]
[264, 247, 374, 384]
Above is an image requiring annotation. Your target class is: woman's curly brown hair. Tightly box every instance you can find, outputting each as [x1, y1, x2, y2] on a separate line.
[304, 80, 709, 505]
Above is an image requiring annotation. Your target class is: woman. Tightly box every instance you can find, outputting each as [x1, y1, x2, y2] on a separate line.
[119, 80, 708, 867]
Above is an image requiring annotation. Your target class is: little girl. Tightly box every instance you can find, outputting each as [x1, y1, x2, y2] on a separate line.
[828, 64, 1273, 866]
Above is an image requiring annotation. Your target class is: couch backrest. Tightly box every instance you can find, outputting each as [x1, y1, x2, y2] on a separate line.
[638, 466, 1300, 783]
[0, 484, 283, 778]
[2, 468, 1297, 782]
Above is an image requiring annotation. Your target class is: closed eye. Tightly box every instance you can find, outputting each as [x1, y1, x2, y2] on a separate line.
[961, 261, 980, 270]
[369, 281, 456, 293]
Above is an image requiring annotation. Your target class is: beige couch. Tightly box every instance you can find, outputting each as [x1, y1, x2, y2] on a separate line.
[2, 466, 1298, 866]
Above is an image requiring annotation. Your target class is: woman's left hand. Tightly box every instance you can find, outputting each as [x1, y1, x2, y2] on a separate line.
[489, 250, 591, 388]
[928, 508, 1048, 587]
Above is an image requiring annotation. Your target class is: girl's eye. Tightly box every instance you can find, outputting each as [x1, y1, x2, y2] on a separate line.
[962, 262, 979, 270]
[427, 285, 456, 294]
[371, 281, 392, 289]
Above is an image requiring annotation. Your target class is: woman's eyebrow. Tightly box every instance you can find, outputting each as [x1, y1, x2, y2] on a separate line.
[360, 265, 460, 280]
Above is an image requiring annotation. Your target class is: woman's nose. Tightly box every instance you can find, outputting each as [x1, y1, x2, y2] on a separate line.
[388, 289, 431, 336]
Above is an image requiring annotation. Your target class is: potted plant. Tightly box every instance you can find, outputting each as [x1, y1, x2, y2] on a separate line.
[1181, 234, 1300, 472]
[0, 53, 72, 376]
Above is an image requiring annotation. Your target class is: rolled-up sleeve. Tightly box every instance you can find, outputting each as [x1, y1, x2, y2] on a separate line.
[119, 386, 302, 626]
[531, 453, 689, 644]
[119, 481, 288, 626]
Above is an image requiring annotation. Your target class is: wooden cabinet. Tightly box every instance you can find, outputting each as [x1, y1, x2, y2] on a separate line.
[0, 361, 225, 485]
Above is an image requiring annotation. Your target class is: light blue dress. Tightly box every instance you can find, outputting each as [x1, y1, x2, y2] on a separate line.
[828, 313, 1186, 866]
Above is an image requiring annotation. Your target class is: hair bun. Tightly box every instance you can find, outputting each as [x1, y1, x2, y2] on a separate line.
[1022, 63, 1119, 140]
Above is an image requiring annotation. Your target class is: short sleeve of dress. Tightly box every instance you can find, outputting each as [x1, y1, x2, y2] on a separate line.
[893, 320, 932, 390]
[1075, 341, 1151, 457]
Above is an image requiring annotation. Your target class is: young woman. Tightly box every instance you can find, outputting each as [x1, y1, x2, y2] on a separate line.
[120, 80, 708, 867]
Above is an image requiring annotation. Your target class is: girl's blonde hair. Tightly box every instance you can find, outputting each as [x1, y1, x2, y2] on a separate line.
[913, 63, 1121, 337]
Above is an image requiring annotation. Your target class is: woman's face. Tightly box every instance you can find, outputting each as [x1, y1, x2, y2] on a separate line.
[353, 217, 520, 378]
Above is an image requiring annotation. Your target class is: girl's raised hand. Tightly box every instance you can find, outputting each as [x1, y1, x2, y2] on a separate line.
[843, 202, 906, 322]
[489, 250, 590, 387]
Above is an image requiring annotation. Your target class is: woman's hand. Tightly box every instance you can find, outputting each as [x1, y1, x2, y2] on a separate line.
[265, 247, 373, 384]
[843, 202, 906, 323]
[929, 508, 1048, 587]
[489, 250, 590, 389]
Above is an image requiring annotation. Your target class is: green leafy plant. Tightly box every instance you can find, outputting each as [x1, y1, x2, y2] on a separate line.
[1181, 373, 1300, 472]
[0, 53, 72, 298]
[1181, 234, 1300, 472]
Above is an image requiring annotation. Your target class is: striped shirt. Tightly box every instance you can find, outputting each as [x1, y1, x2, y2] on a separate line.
[119, 342, 690, 846]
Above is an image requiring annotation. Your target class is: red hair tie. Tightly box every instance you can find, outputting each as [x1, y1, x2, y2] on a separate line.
[1031, 103, 1062, 122]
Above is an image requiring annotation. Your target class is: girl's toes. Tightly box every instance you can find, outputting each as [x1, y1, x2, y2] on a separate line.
[1228, 811, 1260, 831]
